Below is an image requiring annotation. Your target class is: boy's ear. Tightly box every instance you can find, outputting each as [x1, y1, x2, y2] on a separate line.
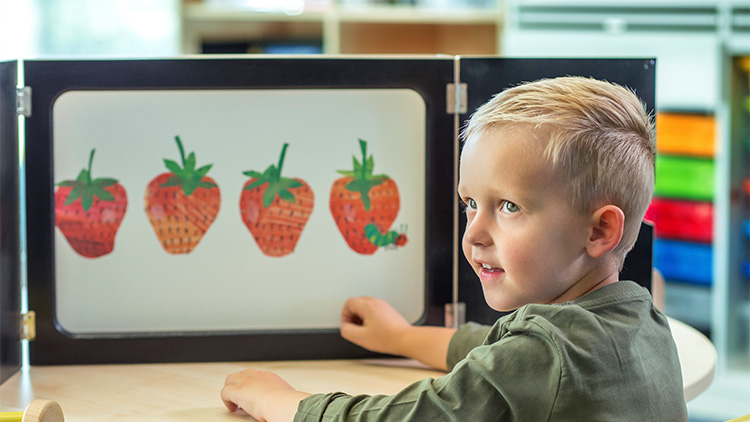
[586, 205, 625, 258]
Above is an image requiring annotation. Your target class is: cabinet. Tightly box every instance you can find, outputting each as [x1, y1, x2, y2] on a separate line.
[181, 1, 502, 54]
[714, 54, 749, 372]
[649, 114, 715, 331]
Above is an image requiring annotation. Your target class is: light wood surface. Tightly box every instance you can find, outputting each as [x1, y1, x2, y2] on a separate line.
[0, 359, 442, 422]
[668, 317, 716, 402]
[0, 318, 716, 421]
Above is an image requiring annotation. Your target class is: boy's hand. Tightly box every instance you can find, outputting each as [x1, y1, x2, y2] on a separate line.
[340, 296, 411, 356]
[341, 296, 457, 371]
[221, 368, 310, 422]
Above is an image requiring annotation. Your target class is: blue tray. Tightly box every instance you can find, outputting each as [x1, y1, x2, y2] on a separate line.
[654, 239, 713, 285]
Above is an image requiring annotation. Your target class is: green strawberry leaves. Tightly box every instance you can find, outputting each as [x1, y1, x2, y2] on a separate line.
[56, 149, 118, 212]
[243, 143, 303, 208]
[162, 136, 217, 196]
[336, 139, 388, 212]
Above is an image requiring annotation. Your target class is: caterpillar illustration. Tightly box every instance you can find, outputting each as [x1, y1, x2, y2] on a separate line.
[364, 223, 408, 248]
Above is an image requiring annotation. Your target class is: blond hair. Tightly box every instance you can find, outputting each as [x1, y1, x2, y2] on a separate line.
[461, 76, 655, 265]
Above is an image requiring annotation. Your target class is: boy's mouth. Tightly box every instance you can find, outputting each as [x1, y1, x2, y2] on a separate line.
[480, 262, 503, 273]
[478, 261, 505, 282]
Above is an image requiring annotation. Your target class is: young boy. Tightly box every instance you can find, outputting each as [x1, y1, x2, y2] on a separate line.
[221, 76, 688, 421]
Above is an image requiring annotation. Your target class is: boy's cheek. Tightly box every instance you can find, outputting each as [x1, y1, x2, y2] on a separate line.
[460, 239, 472, 264]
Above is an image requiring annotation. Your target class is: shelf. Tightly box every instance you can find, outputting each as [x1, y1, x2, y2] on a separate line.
[184, 3, 329, 22]
[338, 21, 496, 54]
[336, 4, 500, 24]
[185, 3, 499, 24]
[181, 2, 502, 54]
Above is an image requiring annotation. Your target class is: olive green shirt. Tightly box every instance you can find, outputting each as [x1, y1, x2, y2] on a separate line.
[295, 281, 687, 421]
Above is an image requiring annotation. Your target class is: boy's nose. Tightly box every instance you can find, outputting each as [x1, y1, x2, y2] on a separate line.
[463, 213, 492, 247]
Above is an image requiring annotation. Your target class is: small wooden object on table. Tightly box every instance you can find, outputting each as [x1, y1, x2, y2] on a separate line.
[0, 400, 64, 422]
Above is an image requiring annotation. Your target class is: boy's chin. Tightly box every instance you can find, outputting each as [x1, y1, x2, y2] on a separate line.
[483, 295, 521, 313]
[488, 305, 519, 313]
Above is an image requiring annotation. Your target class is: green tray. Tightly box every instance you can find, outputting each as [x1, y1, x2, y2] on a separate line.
[654, 155, 714, 201]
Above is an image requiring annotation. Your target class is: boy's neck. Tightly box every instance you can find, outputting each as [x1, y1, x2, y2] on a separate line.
[549, 267, 620, 305]
[581, 273, 619, 296]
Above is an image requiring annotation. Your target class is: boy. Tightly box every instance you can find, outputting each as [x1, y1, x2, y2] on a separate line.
[221, 76, 688, 421]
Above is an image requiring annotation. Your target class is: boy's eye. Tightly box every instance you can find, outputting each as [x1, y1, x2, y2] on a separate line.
[501, 201, 520, 213]
[460, 198, 477, 211]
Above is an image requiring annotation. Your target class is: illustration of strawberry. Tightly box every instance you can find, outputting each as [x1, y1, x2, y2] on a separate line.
[240, 143, 314, 257]
[55, 149, 128, 258]
[144, 136, 220, 254]
[330, 139, 402, 255]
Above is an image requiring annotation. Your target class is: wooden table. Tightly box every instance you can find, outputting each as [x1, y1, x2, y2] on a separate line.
[0, 359, 443, 421]
[668, 317, 716, 402]
[0, 318, 716, 421]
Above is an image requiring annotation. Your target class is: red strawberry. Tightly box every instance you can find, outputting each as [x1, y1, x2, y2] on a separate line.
[330, 139, 401, 255]
[144, 136, 221, 254]
[240, 143, 314, 257]
[55, 149, 128, 258]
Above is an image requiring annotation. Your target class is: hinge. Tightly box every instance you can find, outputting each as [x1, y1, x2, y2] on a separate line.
[16, 86, 32, 117]
[444, 302, 466, 329]
[446, 83, 467, 114]
[20, 311, 36, 341]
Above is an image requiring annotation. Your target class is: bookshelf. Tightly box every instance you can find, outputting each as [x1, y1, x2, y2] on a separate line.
[181, 1, 502, 54]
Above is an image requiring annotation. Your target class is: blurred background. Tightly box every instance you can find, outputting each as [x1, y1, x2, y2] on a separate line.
[0, 0, 748, 420]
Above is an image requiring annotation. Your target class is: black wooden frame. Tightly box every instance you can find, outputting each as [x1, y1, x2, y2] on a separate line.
[0, 60, 21, 383]
[23, 57, 456, 365]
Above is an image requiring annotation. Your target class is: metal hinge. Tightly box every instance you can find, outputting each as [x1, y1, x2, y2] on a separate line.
[21, 311, 36, 341]
[446, 83, 467, 114]
[16, 86, 32, 117]
[444, 302, 466, 329]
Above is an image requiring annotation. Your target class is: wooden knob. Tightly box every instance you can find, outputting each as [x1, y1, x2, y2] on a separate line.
[21, 401, 64, 422]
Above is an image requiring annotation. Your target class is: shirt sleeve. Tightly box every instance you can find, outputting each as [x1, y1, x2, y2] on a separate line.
[294, 325, 561, 422]
[445, 322, 492, 371]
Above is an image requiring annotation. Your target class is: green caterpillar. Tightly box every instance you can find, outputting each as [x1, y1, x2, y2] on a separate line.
[365, 223, 408, 248]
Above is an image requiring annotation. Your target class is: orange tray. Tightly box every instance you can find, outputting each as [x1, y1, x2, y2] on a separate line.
[656, 113, 715, 157]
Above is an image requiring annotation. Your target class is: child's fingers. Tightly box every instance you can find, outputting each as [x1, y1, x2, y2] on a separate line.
[341, 312, 363, 326]
[220, 385, 240, 412]
[339, 320, 361, 343]
[340, 296, 375, 324]
[221, 398, 238, 412]
[221, 371, 250, 412]
[340, 320, 383, 352]
[221, 370, 258, 414]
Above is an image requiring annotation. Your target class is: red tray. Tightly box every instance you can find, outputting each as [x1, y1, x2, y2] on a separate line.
[645, 198, 713, 243]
